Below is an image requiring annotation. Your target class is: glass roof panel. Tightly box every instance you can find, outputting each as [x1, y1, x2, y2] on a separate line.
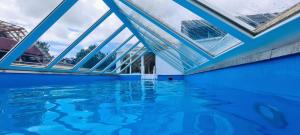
[131, 19, 209, 69]
[119, 0, 242, 56]
[0, 0, 62, 61]
[195, 0, 300, 33]
[130, 20, 196, 68]
[114, 0, 208, 67]
[12, 0, 110, 67]
[94, 38, 139, 72]
[53, 14, 123, 70]
[81, 28, 136, 71]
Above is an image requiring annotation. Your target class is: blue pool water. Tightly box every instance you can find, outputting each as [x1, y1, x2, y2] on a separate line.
[0, 80, 299, 135]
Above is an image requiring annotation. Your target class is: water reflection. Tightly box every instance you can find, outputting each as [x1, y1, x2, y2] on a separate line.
[0, 80, 299, 135]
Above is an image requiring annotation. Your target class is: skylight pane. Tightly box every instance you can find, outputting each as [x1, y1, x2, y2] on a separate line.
[114, 0, 208, 67]
[0, 0, 62, 61]
[12, 0, 109, 67]
[83, 28, 137, 72]
[122, 0, 242, 56]
[53, 14, 123, 70]
[196, 0, 300, 33]
[131, 20, 209, 69]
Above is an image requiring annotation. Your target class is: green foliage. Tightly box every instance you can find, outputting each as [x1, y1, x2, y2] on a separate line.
[36, 41, 50, 53]
[73, 45, 116, 69]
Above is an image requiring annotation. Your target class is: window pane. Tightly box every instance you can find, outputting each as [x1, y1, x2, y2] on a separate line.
[95, 38, 139, 72]
[80, 28, 135, 71]
[13, 0, 110, 67]
[131, 20, 207, 69]
[196, 0, 300, 33]
[53, 14, 123, 70]
[119, 0, 242, 56]
[114, 1, 208, 69]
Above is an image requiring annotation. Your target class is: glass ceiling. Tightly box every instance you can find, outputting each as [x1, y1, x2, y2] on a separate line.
[0, 0, 298, 74]
[193, 0, 300, 34]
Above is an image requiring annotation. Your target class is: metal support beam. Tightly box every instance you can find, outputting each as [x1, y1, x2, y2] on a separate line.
[119, 0, 213, 59]
[47, 10, 113, 69]
[99, 41, 141, 73]
[73, 24, 126, 71]
[89, 34, 134, 72]
[0, 0, 78, 67]
[119, 51, 147, 74]
[103, 0, 153, 52]
[174, 0, 253, 42]
[111, 47, 144, 73]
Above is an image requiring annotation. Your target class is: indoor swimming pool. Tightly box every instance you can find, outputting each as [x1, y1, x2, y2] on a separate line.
[0, 80, 299, 135]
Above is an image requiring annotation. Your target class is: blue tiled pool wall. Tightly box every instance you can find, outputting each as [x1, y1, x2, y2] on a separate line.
[0, 73, 119, 88]
[118, 75, 184, 80]
[0, 73, 184, 88]
[157, 75, 184, 81]
[185, 53, 300, 100]
[1, 53, 299, 95]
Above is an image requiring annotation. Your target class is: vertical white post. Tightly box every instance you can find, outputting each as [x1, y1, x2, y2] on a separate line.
[116, 52, 121, 73]
[129, 53, 132, 74]
[141, 55, 145, 74]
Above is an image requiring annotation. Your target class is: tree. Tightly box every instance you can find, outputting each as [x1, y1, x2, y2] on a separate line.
[73, 45, 106, 69]
[36, 41, 50, 53]
[34, 41, 52, 62]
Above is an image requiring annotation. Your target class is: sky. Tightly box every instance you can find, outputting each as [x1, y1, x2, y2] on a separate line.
[0, 0, 299, 58]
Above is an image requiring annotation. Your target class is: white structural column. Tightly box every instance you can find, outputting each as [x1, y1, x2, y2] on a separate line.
[141, 55, 145, 74]
[129, 53, 132, 74]
[116, 51, 122, 73]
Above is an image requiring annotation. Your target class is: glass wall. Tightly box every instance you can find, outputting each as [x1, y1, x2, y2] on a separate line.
[53, 14, 123, 70]
[86, 29, 139, 72]
[13, 0, 110, 67]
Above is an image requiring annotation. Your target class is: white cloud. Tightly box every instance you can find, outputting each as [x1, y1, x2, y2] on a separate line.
[0, 0, 61, 30]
